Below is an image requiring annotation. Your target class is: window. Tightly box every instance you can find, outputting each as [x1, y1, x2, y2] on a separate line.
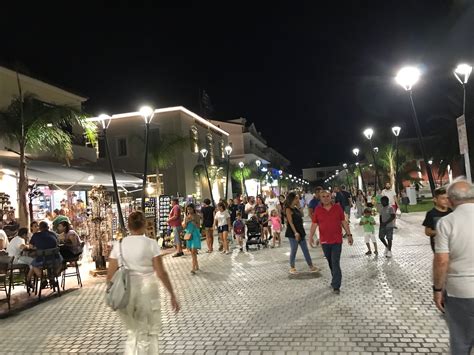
[190, 126, 199, 152]
[117, 137, 127, 157]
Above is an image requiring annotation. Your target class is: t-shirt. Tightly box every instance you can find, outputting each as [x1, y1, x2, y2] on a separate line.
[308, 198, 320, 210]
[0, 229, 9, 249]
[110, 235, 161, 276]
[360, 216, 375, 233]
[215, 210, 230, 227]
[168, 205, 182, 228]
[380, 205, 395, 228]
[6, 236, 25, 259]
[435, 203, 474, 298]
[335, 191, 352, 207]
[382, 189, 397, 206]
[266, 197, 279, 214]
[30, 231, 59, 263]
[312, 204, 345, 244]
[201, 205, 215, 227]
[245, 203, 256, 219]
[422, 208, 453, 232]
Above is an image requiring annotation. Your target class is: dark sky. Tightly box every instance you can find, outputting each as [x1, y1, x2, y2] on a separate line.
[2, 1, 473, 172]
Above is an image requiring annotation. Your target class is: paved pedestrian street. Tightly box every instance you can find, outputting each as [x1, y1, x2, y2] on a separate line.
[0, 212, 453, 354]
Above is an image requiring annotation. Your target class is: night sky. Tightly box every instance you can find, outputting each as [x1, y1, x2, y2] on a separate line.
[2, 1, 473, 172]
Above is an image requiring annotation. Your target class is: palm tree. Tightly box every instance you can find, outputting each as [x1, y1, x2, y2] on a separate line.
[0, 92, 96, 227]
[147, 134, 190, 196]
[376, 144, 420, 190]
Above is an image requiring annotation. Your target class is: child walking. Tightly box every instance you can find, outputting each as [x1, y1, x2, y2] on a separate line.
[422, 187, 452, 252]
[360, 207, 378, 255]
[232, 212, 246, 252]
[379, 196, 396, 258]
[269, 209, 282, 248]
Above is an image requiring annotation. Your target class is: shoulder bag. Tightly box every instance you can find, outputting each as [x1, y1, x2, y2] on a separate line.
[105, 239, 131, 311]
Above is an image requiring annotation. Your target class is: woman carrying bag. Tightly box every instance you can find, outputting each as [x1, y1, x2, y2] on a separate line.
[106, 211, 180, 354]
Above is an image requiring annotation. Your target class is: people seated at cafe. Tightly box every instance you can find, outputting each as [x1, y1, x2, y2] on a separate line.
[0, 221, 10, 251]
[27, 221, 63, 284]
[57, 221, 83, 259]
[52, 209, 70, 232]
[28, 220, 39, 242]
[6, 227, 33, 266]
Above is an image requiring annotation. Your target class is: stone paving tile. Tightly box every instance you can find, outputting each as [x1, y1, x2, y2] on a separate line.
[0, 211, 456, 354]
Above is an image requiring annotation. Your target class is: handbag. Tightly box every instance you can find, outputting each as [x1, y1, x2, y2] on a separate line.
[184, 233, 192, 240]
[105, 239, 130, 311]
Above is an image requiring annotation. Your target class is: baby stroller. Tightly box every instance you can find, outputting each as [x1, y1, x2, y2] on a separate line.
[245, 216, 268, 251]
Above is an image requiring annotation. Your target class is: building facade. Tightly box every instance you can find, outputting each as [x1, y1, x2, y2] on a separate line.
[95, 107, 231, 202]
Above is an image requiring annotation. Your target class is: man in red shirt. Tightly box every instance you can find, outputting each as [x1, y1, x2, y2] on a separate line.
[167, 198, 183, 257]
[309, 190, 353, 294]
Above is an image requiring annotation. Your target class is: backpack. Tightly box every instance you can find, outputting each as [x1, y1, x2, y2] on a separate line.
[233, 220, 245, 235]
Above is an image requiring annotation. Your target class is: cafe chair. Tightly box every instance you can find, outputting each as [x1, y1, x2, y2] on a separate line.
[0, 255, 14, 310]
[34, 248, 62, 300]
[61, 242, 84, 290]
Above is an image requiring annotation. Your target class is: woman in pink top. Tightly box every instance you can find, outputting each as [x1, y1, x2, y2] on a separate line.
[269, 210, 282, 248]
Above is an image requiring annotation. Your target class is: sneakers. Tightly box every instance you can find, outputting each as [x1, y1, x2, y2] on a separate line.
[289, 268, 298, 275]
[333, 288, 340, 294]
[239, 247, 243, 252]
[365, 251, 372, 255]
[172, 252, 184, 258]
[374, 250, 378, 255]
[386, 250, 392, 258]
[309, 266, 320, 273]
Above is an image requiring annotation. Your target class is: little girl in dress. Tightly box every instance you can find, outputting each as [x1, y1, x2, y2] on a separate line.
[269, 210, 282, 248]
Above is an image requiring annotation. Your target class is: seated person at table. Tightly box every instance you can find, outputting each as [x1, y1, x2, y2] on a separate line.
[57, 221, 83, 259]
[6, 228, 33, 266]
[27, 222, 63, 285]
[0, 221, 10, 251]
[52, 209, 70, 232]
[28, 220, 40, 242]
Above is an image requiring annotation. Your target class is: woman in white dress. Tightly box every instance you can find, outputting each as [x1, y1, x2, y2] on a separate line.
[107, 211, 180, 354]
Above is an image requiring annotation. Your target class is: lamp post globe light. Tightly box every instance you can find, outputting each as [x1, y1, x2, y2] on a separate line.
[139, 106, 155, 211]
[395, 66, 436, 195]
[200, 148, 215, 207]
[453, 63, 473, 183]
[392, 126, 402, 194]
[255, 160, 262, 196]
[363, 127, 381, 190]
[238, 161, 247, 196]
[224, 145, 232, 201]
[98, 114, 126, 235]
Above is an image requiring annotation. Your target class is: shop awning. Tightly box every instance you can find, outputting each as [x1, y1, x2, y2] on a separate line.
[0, 157, 142, 189]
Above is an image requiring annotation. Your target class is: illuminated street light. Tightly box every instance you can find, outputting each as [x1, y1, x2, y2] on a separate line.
[395, 66, 436, 194]
[255, 160, 261, 168]
[224, 145, 232, 200]
[238, 162, 246, 196]
[392, 126, 402, 194]
[342, 163, 347, 169]
[200, 148, 214, 206]
[139, 106, 155, 211]
[352, 148, 360, 157]
[363, 128, 374, 140]
[395, 66, 420, 91]
[238, 161, 244, 169]
[453, 63, 473, 183]
[352, 147, 366, 194]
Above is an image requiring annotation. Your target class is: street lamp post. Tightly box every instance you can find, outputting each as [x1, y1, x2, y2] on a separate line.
[139, 106, 155, 212]
[200, 149, 215, 207]
[454, 63, 473, 183]
[224, 145, 232, 201]
[392, 126, 401, 195]
[342, 163, 352, 192]
[99, 114, 126, 236]
[353, 148, 367, 195]
[255, 160, 261, 196]
[396, 66, 436, 195]
[278, 169, 283, 195]
[363, 128, 381, 190]
[238, 161, 247, 196]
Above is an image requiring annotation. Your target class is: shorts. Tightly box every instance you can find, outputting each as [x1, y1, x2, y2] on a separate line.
[172, 226, 183, 244]
[364, 233, 376, 243]
[379, 226, 394, 240]
[217, 225, 229, 233]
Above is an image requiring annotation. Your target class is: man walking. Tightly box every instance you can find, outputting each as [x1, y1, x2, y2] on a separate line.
[433, 178, 474, 355]
[168, 198, 183, 257]
[335, 185, 353, 222]
[382, 182, 399, 227]
[309, 190, 353, 294]
[308, 186, 323, 218]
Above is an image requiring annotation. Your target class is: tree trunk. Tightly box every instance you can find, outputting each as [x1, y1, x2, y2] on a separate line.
[18, 145, 29, 227]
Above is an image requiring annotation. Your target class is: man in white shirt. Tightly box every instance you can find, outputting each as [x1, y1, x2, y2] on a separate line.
[433, 178, 474, 355]
[0, 222, 9, 250]
[382, 182, 399, 227]
[245, 196, 256, 219]
[6, 228, 33, 265]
